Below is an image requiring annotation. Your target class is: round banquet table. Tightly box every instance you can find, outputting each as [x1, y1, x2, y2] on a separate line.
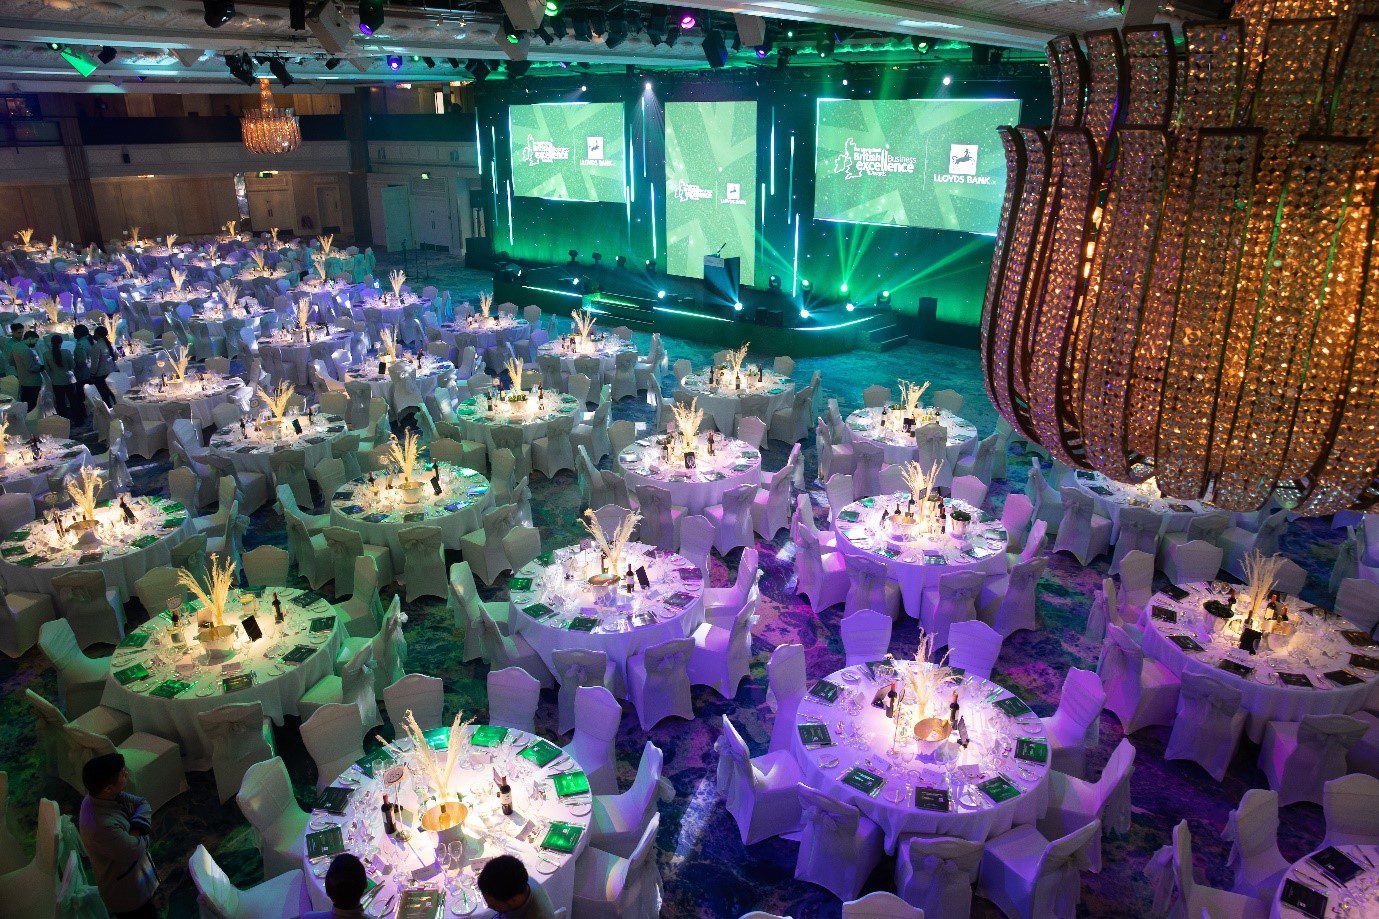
[844, 406, 978, 467]
[1141, 581, 1379, 742]
[681, 369, 794, 435]
[440, 315, 531, 350]
[288, 278, 352, 300]
[0, 495, 191, 601]
[1069, 470, 1211, 542]
[342, 356, 453, 403]
[452, 391, 583, 448]
[1271, 844, 1379, 918]
[122, 373, 245, 428]
[507, 541, 706, 693]
[259, 329, 354, 386]
[538, 335, 637, 377]
[0, 435, 92, 496]
[619, 433, 762, 514]
[299, 724, 590, 918]
[328, 463, 493, 563]
[188, 303, 268, 342]
[832, 492, 1009, 619]
[100, 586, 344, 769]
[207, 412, 348, 477]
[791, 661, 1051, 851]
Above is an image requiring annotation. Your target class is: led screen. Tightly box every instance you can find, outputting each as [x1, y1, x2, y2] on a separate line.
[509, 102, 626, 203]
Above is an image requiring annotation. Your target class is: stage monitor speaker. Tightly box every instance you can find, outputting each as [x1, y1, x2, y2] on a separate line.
[465, 236, 495, 270]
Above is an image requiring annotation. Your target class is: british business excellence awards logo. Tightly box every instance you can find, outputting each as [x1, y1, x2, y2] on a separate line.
[518, 134, 570, 166]
[669, 180, 712, 203]
[832, 137, 916, 179]
[580, 135, 612, 168]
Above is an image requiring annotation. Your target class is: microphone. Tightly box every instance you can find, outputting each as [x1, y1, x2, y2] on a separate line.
[713, 242, 727, 256]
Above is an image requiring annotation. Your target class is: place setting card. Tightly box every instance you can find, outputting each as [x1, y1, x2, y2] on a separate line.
[315, 786, 353, 815]
[541, 821, 584, 854]
[1339, 630, 1378, 648]
[395, 888, 444, 919]
[840, 767, 885, 797]
[305, 824, 345, 861]
[912, 787, 951, 812]
[1278, 879, 1328, 919]
[1275, 672, 1313, 688]
[1324, 669, 1365, 687]
[1150, 606, 1178, 624]
[282, 645, 315, 664]
[797, 723, 833, 748]
[1217, 659, 1254, 679]
[222, 673, 255, 694]
[1014, 738, 1049, 763]
[1350, 653, 1379, 672]
[978, 775, 1022, 803]
[808, 679, 842, 704]
[1169, 634, 1206, 653]
[149, 678, 193, 699]
[992, 696, 1032, 718]
[551, 770, 591, 798]
[1308, 846, 1362, 884]
[518, 739, 563, 767]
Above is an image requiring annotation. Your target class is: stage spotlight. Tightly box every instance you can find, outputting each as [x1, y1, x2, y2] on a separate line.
[755, 46, 766, 59]
[506, 60, 531, 77]
[845, 302, 856, 312]
[702, 28, 727, 68]
[615, 255, 627, 269]
[570, 276, 581, 287]
[203, 0, 235, 27]
[568, 249, 579, 263]
[877, 289, 891, 307]
[911, 37, 930, 54]
[657, 290, 666, 299]
[97, 46, 117, 64]
[325, 57, 342, 69]
[547, 14, 565, 37]
[535, 26, 554, 44]
[544, 0, 558, 13]
[645, 259, 656, 272]
[421, 56, 436, 68]
[502, 16, 521, 43]
[646, 12, 666, 45]
[591, 252, 603, 265]
[605, 14, 628, 49]
[225, 52, 256, 85]
[666, 25, 681, 47]
[387, 55, 402, 71]
[268, 58, 294, 85]
[357, 0, 383, 35]
[679, 11, 697, 29]
[800, 278, 811, 291]
[767, 275, 782, 291]
[289, 0, 306, 30]
[775, 48, 792, 69]
[816, 32, 836, 57]
[839, 280, 849, 294]
[733, 301, 743, 312]
[58, 47, 99, 77]
[570, 12, 592, 41]
[799, 308, 810, 319]
[447, 58, 461, 68]
[468, 60, 492, 80]
[942, 74, 953, 85]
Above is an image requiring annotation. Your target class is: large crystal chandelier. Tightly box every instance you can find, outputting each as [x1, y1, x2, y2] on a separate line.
[982, 0, 1379, 514]
[241, 78, 301, 155]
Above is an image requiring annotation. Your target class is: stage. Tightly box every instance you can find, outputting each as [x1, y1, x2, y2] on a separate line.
[492, 263, 908, 357]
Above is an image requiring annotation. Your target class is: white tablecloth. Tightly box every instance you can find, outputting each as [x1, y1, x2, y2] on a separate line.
[1141, 582, 1379, 742]
[0, 436, 92, 496]
[208, 413, 348, 477]
[508, 542, 705, 693]
[833, 492, 1009, 617]
[1070, 470, 1210, 541]
[682, 370, 794, 434]
[791, 663, 1050, 851]
[342, 357, 453, 403]
[844, 407, 977, 467]
[123, 374, 245, 428]
[301, 725, 589, 918]
[329, 464, 493, 564]
[0, 496, 191, 601]
[620, 434, 761, 514]
[452, 393, 583, 448]
[1270, 845, 1379, 918]
[441, 317, 531, 351]
[100, 587, 344, 769]
[538, 337, 636, 377]
[259, 330, 354, 386]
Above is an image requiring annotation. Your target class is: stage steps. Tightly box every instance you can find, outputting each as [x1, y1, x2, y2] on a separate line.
[866, 321, 909, 352]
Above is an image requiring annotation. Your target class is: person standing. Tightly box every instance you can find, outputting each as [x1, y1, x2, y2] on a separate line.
[78, 753, 160, 919]
[44, 331, 82, 424]
[86, 325, 118, 407]
[72, 322, 96, 412]
[11, 329, 44, 411]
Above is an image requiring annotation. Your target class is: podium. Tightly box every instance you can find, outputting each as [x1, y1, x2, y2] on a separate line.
[703, 254, 740, 306]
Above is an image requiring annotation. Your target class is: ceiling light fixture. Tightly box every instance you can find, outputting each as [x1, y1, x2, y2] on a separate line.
[241, 77, 301, 154]
[358, 0, 384, 35]
[203, 0, 235, 28]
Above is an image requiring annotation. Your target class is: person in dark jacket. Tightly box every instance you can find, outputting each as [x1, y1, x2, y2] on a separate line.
[78, 753, 160, 919]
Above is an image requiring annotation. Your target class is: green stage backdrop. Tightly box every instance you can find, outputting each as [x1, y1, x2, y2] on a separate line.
[509, 102, 626, 203]
[813, 98, 1021, 232]
[664, 100, 758, 286]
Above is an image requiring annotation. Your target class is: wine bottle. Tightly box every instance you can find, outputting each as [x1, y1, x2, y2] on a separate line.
[949, 690, 960, 726]
[119, 496, 136, 524]
[272, 592, 283, 623]
[497, 774, 513, 816]
[885, 681, 898, 718]
[381, 794, 399, 837]
[625, 564, 635, 593]
[430, 462, 442, 496]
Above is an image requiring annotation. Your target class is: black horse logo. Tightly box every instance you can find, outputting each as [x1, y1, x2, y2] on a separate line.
[951, 148, 974, 168]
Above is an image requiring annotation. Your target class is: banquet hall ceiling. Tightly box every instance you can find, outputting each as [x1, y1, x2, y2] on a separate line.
[0, 0, 1206, 89]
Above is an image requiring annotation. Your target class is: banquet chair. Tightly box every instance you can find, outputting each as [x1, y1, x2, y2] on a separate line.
[978, 818, 1100, 919]
[300, 644, 380, 732]
[850, 442, 885, 499]
[115, 403, 167, 459]
[1259, 713, 1368, 806]
[500, 523, 543, 575]
[318, 389, 349, 419]
[567, 372, 592, 406]
[301, 703, 365, 791]
[769, 390, 814, 445]
[205, 452, 271, 514]
[815, 419, 855, 485]
[717, 716, 802, 845]
[794, 783, 885, 901]
[736, 415, 767, 452]
[632, 483, 683, 551]
[398, 525, 448, 601]
[677, 514, 714, 576]
[0, 773, 23, 875]
[488, 665, 541, 734]
[894, 835, 982, 918]
[766, 643, 807, 756]
[85, 388, 113, 441]
[268, 448, 312, 509]
[133, 566, 187, 618]
[1116, 549, 1155, 613]
[552, 649, 611, 737]
[51, 569, 125, 649]
[671, 358, 693, 385]
[1164, 669, 1248, 782]
[841, 893, 923, 919]
[1025, 465, 1063, 536]
[1041, 667, 1106, 779]
[312, 458, 347, 508]
[571, 813, 662, 919]
[825, 473, 855, 524]
[930, 389, 963, 415]
[844, 554, 900, 619]
[599, 470, 632, 511]
[955, 432, 1001, 484]
[590, 740, 667, 859]
[0, 576, 55, 659]
[706, 484, 759, 555]
[211, 400, 243, 430]
[322, 526, 393, 598]
[1037, 736, 1135, 874]
[1221, 788, 1290, 898]
[1160, 510, 1232, 560]
[34, 415, 69, 439]
[1322, 774, 1379, 847]
[628, 637, 695, 732]
[752, 459, 795, 542]
[705, 547, 757, 628]
[689, 584, 757, 699]
[1220, 509, 1289, 581]
[24, 689, 132, 792]
[284, 515, 332, 592]
[1052, 488, 1112, 566]
[447, 561, 504, 662]
[1161, 539, 1225, 588]
[607, 420, 637, 472]
[188, 844, 311, 919]
[1110, 506, 1161, 574]
[593, 503, 637, 542]
[0, 798, 58, 919]
[572, 398, 612, 465]
[382, 673, 445, 732]
[949, 475, 988, 511]
[978, 556, 1045, 638]
[531, 414, 576, 479]
[196, 701, 275, 804]
[237, 757, 312, 879]
[840, 609, 892, 666]
[947, 619, 1004, 679]
[429, 436, 487, 473]
[476, 608, 554, 687]
[1152, 821, 1270, 919]
[564, 685, 622, 796]
[0, 492, 38, 541]
[460, 505, 518, 582]
[1098, 623, 1180, 735]
[919, 569, 985, 649]
[914, 424, 951, 486]
[770, 355, 794, 378]
[488, 448, 520, 501]
[342, 597, 406, 692]
[1273, 558, 1307, 597]
[64, 724, 187, 812]
[862, 385, 891, 408]
[1335, 577, 1379, 633]
[536, 352, 564, 390]
[611, 349, 640, 401]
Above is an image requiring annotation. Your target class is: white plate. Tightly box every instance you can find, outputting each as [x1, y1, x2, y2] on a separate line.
[566, 800, 591, 817]
[840, 671, 861, 683]
[818, 754, 841, 769]
[308, 633, 326, 644]
[531, 857, 559, 875]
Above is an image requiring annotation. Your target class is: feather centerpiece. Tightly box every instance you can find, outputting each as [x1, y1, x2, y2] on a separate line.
[898, 380, 931, 415]
[379, 328, 398, 361]
[1240, 551, 1287, 621]
[670, 397, 703, 455]
[0, 414, 10, 450]
[899, 630, 960, 748]
[117, 254, 135, 276]
[257, 381, 295, 426]
[223, 219, 237, 237]
[165, 233, 178, 250]
[386, 429, 422, 483]
[581, 507, 641, 574]
[504, 356, 525, 394]
[725, 342, 750, 380]
[15, 228, 32, 247]
[399, 708, 473, 797]
[319, 234, 334, 258]
[295, 297, 312, 332]
[898, 461, 943, 534]
[479, 292, 492, 319]
[42, 297, 60, 325]
[178, 553, 235, 630]
[128, 227, 141, 246]
[100, 314, 120, 344]
[571, 309, 596, 347]
[65, 466, 104, 524]
[312, 251, 328, 282]
[169, 268, 187, 294]
[217, 281, 239, 308]
[249, 251, 267, 273]
[269, 227, 280, 245]
[389, 269, 406, 300]
[166, 345, 191, 382]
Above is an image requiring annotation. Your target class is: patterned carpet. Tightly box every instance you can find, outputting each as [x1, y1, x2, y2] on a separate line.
[0, 256, 1347, 917]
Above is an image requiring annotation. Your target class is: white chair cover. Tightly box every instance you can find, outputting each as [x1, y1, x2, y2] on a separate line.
[590, 741, 665, 858]
[842, 891, 924, 919]
[895, 835, 982, 918]
[1221, 788, 1290, 899]
[487, 665, 541, 733]
[766, 643, 806, 755]
[564, 684, 621, 796]
[1164, 669, 1247, 782]
[627, 637, 694, 731]
[1260, 713, 1368, 806]
[716, 716, 801, 845]
[382, 673, 444, 732]
[1041, 667, 1105, 779]
[947, 619, 1004, 679]
[1097, 624, 1180, 735]
[196, 701, 274, 804]
[840, 609, 892, 666]
[236, 757, 310, 879]
[301, 702, 365, 790]
[794, 783, 885, 901]
[1322, 773, 1379, 847]
[979, 819, 1100, 919]
[552, 649, 609, 737]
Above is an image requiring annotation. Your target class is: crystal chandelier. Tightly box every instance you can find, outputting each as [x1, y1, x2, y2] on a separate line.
[982, 0, 1379, 514]
[241, 78, 301, 155]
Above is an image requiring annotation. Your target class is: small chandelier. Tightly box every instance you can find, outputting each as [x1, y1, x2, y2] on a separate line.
[982, 0, 1379, 515]
[241, 77, 301, 155]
